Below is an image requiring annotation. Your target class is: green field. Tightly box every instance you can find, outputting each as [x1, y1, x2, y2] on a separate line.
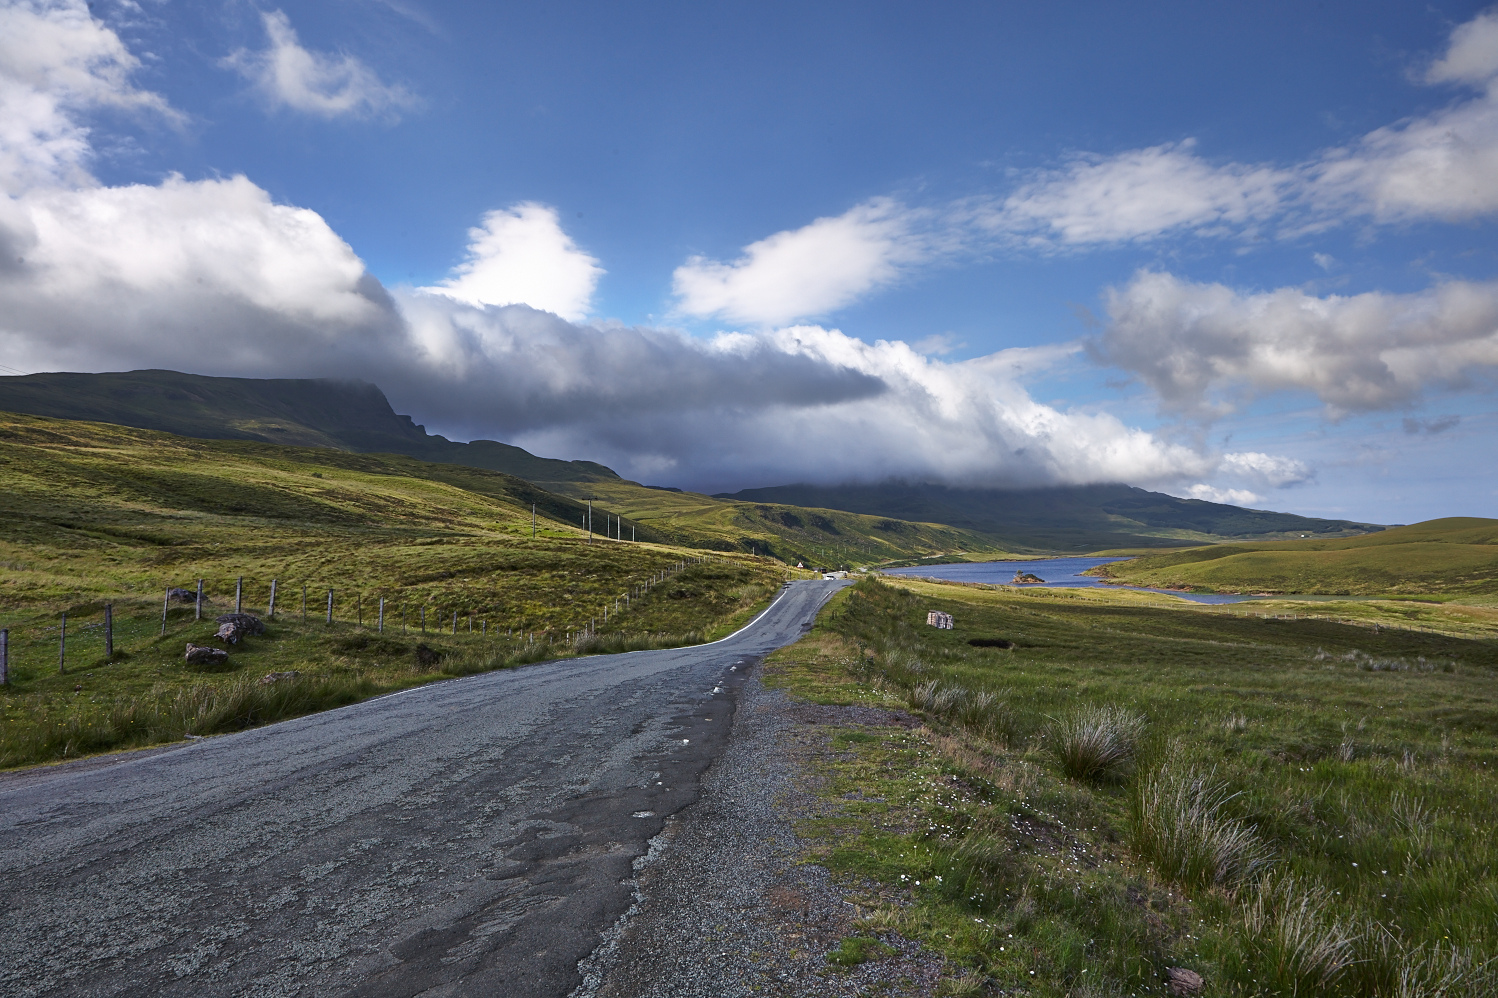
[0, 411, 787, 768]
[1097, 518, 1498, 598]
[764, 576, 1498, 996]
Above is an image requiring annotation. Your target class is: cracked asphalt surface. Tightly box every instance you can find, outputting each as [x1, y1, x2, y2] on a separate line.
[0, 578, 850, 998]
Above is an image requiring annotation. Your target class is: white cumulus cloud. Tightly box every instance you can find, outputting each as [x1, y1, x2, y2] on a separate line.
[422, 203, 603, 322]
[1220, 451, 1314, 488]
[0, 0, 177, 194]
[1179, 484, 1265, 506]
[672, 198, 935, 326]
[224, 10, 417, 120]
[1098, 270, 1498, 417]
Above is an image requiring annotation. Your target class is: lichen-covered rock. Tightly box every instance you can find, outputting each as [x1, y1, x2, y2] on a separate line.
[167, 587, 198, 604]
[214, 613, 265, 644]
[1166, 967, 1204, 996]
[184, 643, 228, 666]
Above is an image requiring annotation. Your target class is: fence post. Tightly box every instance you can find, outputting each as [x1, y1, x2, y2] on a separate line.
[1, 628, 8, 686]
[482, 620, 486, 637]
[161, 587, 170, 636]
[326, 590, 334, 625]
[104, 603, 113, 659]
[378, 598, 385, 634]
[195, 579, 204, 621]
[59, 613, 66, 674]
[358, 596, 363, 628]
[420, 607, 426, 633]
[235, 577, 243, 614]
[269, 579, 277, 619]
[451, 612, 457, 635]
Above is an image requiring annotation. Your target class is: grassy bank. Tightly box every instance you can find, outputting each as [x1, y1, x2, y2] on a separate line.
[1096, 518, 1498, 599]
[764, 577, 1498, 996]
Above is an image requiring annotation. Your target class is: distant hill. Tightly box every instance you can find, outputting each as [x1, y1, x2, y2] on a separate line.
[1096, 518, 1498, 596]
[0, 369, 614, 484]
[715, 481, 1384, 552]
[0, 371, 1007, 566]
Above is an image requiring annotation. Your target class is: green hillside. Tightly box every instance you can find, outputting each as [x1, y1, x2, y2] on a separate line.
[719, 481, 1384, 552]
[0, 411, 788, 768]
[0, 371, 1005, 565]
[1096, 517, 1498, 596]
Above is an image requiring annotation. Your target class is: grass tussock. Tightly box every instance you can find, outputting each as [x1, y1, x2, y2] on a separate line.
[1231, 875, 1360, 996]
[1130, 764, 1273, 891]
[1049, 704, 1146, 782]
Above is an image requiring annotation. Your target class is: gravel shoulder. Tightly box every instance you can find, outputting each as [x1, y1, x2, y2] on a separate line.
[574, 667, 946, 998]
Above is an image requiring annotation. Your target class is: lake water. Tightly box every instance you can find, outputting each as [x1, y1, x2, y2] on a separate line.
[883, 557, 1258, 605]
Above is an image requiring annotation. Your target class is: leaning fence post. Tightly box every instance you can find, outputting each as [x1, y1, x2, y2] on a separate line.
[357, 596, 363, 628]
[195, 579, 204, 621]
[104, 603, 113, 659]
[326, 589, 334, 625]
[161, 587, 170, 636]
[235, 577, 243, 614]
[59, 613, 66, 674]
[452, 611, 457, 635]
[1, 628, 8, 686]
[268, 579, 277, 619]
[378, 598, 385, 633]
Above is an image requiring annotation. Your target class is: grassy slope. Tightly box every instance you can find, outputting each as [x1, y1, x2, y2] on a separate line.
[1097, 518, 1498, 597]
[532, 475, 1010, 568]
[0, 412, 785, 767]
[763, 576, 1498, 996]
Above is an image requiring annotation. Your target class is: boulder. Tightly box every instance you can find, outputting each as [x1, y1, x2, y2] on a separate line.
[1166, 967, 1204, 996]
[214, 613, 265, 644]
[167, 587, 198, 603]
[184, 643, 229, 666]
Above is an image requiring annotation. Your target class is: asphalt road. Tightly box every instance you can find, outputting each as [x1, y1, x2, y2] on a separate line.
[0, 578, 850, 998]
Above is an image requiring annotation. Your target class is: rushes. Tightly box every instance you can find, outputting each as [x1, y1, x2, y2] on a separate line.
[1049, 705, 1145, 781]
[1130, 766, 1273, 891]
[1235, 875, 1358, 997]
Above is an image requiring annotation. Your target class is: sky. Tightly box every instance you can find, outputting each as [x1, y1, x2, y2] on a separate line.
[1, 0, 1496, 524]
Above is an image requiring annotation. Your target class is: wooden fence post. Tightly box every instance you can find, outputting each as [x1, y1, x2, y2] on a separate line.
[378, 598, 385, 634]
[59, 613, 66, 674]
[268, 579, 277, 619]
[420, 607, 426, 633]
[1, 628, 8, 686]
[104, 603, 113, 659]
[235, 577, 243, 614]
[357, 596, 363, 628]
[195, 579, 204, 621]
[451, 612, 457, 635]
[161, 588, 170, 636]
[326, 589, 334, 625]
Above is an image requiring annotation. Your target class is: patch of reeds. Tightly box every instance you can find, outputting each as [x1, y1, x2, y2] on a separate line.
[0, 672, 380, 768]
[1049, 705, 1145, 781]
[1231, 875, 1358, 996]
[570, 630, 704, 656]
[1130, 766, 1273, 891]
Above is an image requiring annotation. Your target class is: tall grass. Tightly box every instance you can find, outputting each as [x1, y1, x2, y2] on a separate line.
[1130, 765, 1274, 891]
[0, 672, 380, 767]
[1231, 875, 1360, 996]
[1049, 705, 1146, 781]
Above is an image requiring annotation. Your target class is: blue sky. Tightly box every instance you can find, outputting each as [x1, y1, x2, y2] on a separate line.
[2, 0, 1496, 523]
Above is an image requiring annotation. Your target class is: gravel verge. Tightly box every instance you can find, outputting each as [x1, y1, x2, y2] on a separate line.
[572, 666, 947, 997]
